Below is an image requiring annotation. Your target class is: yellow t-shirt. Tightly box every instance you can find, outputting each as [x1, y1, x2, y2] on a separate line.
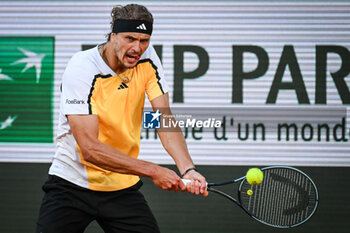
[49, 45, 168, 191]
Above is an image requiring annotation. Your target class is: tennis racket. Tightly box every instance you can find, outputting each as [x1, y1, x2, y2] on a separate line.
[182, 166, 319, 228]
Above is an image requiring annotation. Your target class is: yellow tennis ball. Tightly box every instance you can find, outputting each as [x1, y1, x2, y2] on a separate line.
[246, 168, 263, 185]
[247, 189, 253, 196]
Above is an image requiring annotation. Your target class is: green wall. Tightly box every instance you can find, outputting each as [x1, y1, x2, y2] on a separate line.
[0, 163, 349, 233]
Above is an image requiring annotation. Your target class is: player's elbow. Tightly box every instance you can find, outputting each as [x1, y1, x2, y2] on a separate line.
[79, 140, 100, 163]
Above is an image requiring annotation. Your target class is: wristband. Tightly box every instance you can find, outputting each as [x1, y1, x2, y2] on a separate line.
[181, 167, 198, 177]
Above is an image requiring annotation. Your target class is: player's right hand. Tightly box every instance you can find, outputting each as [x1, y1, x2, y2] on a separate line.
[151, 166, 185, 192]
[182, 170, 209, 197]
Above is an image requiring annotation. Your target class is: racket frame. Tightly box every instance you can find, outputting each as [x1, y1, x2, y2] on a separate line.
[207, 166, 319, 228]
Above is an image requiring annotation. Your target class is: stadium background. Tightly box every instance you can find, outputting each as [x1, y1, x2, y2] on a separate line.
[0, 1, 349, 232]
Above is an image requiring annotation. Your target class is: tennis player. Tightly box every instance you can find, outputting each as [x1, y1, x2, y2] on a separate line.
[35, 4, 208, 233]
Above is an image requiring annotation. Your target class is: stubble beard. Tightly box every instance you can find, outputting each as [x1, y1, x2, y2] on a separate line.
[113, 43, 136, 71]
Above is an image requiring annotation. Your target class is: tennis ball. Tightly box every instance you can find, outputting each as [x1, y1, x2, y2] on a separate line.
[247, 189, 253, 196]
[246, 168, 263, 185]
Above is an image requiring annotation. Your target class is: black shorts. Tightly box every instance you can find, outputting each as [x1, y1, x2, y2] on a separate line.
[35, 175, 160, 233]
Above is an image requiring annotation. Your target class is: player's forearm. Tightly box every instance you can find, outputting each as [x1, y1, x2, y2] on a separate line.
[81, 140, 158, 178]
[158, 128, 195, 174]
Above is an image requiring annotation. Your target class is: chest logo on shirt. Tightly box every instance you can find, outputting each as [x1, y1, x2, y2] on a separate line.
[117, 82, 128, 90]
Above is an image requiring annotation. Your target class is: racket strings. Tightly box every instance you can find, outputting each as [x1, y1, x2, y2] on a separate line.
[240, 167, 317, 227]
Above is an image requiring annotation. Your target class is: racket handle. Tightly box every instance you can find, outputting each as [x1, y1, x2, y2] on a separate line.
[181, 179, 208, 187]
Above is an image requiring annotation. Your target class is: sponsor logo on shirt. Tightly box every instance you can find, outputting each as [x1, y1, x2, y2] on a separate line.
[65, 99, 86, 104]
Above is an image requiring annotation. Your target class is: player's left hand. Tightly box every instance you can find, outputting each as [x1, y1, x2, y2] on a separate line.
[182, 170, 209, 197]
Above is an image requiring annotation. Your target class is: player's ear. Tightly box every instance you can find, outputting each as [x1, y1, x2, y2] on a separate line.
[110, 33, 117, 43]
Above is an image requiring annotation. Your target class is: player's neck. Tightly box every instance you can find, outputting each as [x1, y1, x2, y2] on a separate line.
[100, 42, 127, 74]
